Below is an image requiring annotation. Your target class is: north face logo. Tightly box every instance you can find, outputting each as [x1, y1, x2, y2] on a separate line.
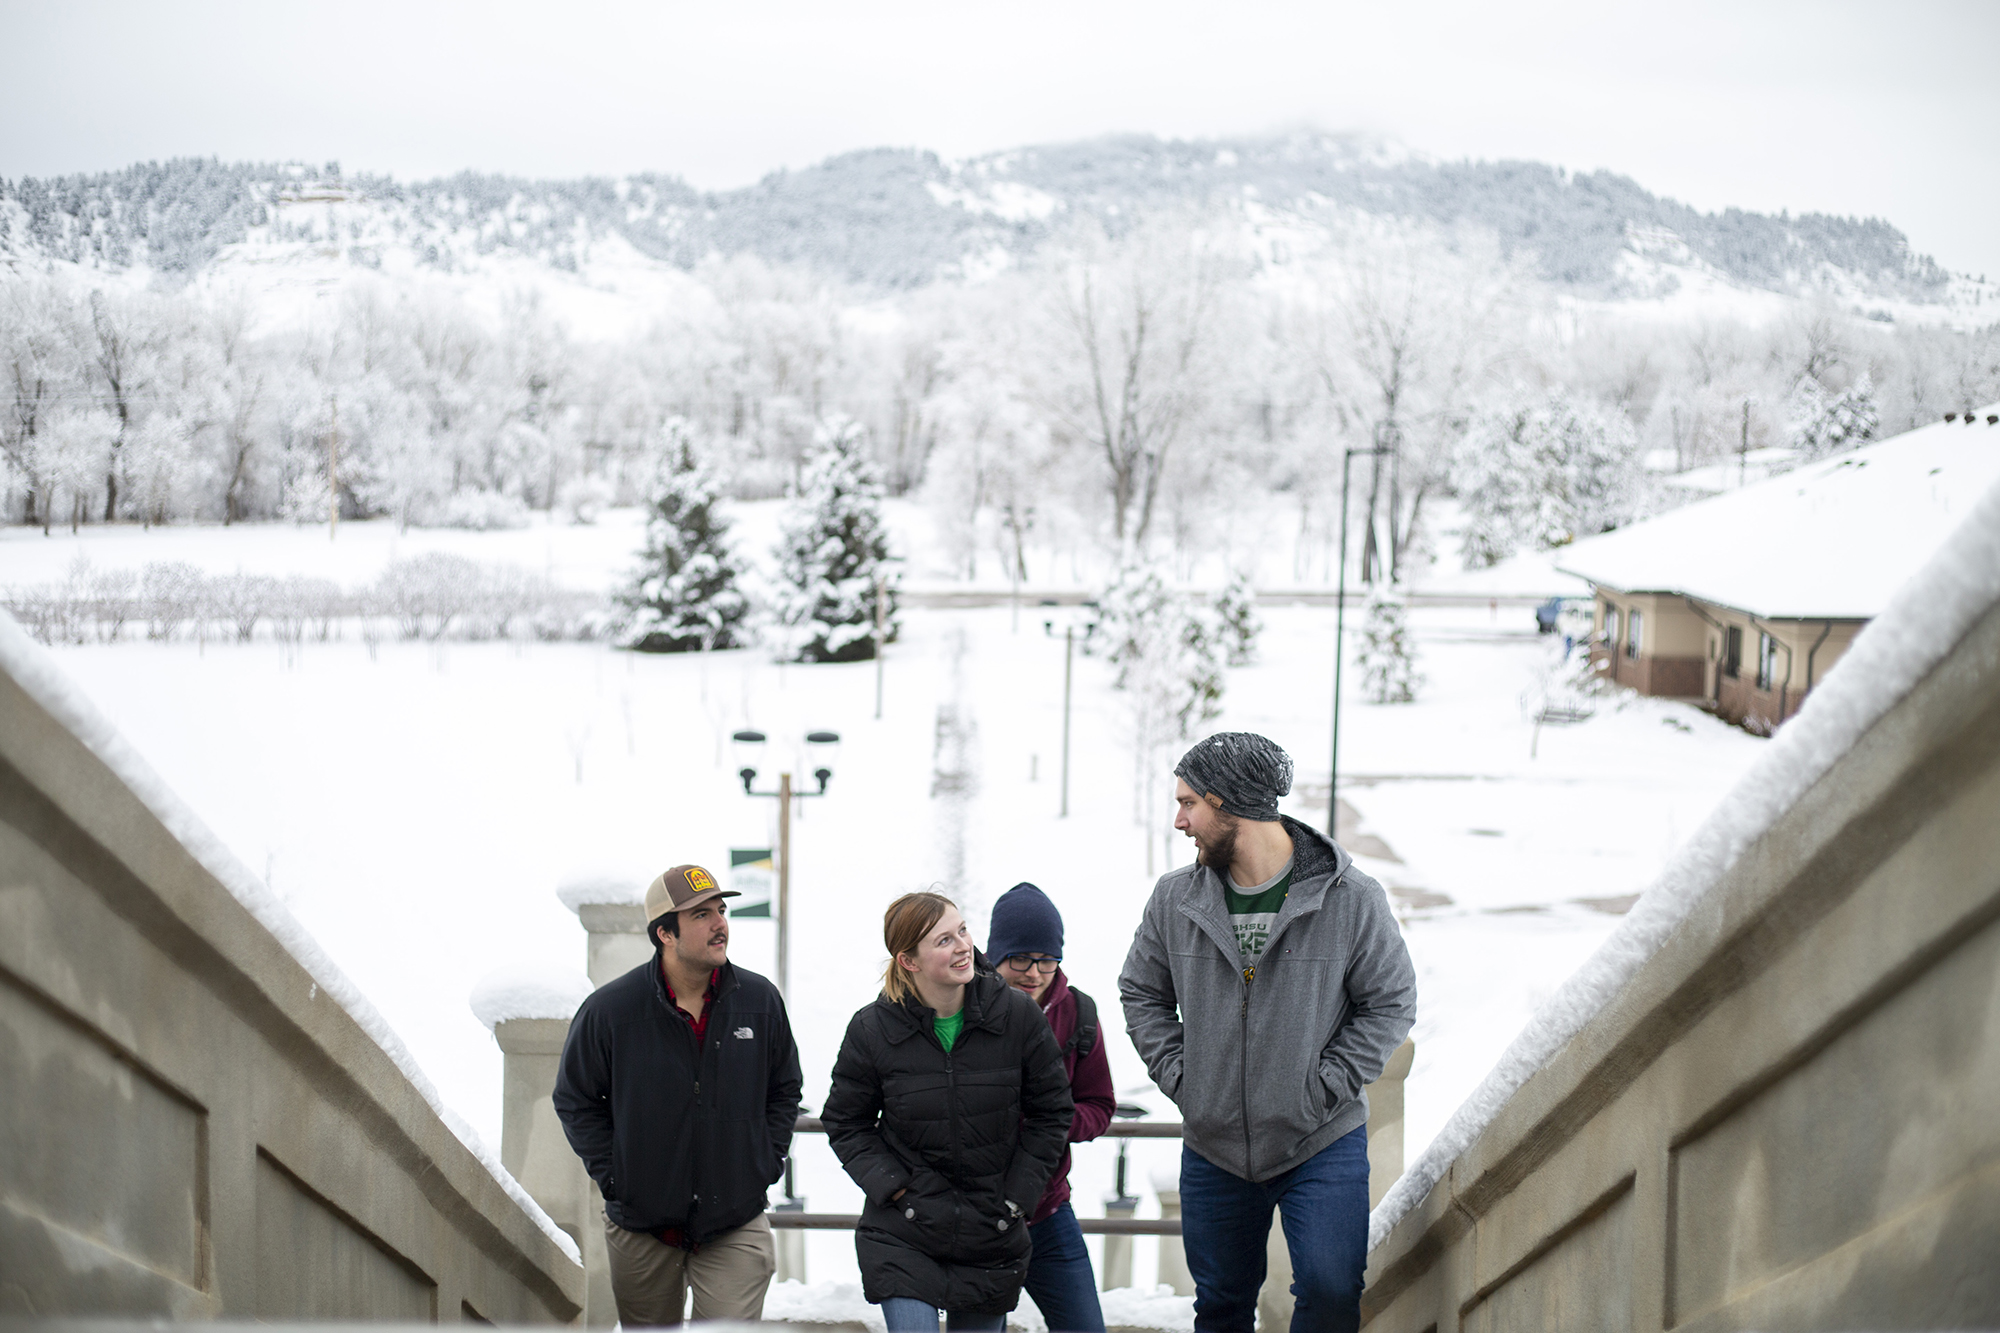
[734, 1027, 754, 1039]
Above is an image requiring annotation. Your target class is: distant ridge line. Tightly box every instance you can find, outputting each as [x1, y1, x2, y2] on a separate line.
[0, 134, 1949, 299]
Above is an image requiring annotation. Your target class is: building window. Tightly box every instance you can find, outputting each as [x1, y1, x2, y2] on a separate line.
[1626, 609, 1643, 659]
[1604, 605, 1619, 646]
[1757, 632, 1779, 691]
[1724, 626, 1742, 679]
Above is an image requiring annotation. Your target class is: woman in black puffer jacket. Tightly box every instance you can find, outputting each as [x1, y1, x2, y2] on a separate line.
[824, 892, 1074, 1331]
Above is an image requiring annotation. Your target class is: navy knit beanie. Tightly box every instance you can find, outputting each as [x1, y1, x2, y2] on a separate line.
[986, 882, 1064, 961]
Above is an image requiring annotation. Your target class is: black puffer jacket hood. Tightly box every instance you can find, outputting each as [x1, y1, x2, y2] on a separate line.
[822, 969, 1073, 1314]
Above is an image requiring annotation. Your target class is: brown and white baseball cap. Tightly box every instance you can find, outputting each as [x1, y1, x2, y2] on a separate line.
[644, 863, 738, 926]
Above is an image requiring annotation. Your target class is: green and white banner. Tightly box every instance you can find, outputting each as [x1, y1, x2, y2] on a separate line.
[730, 848, 774, 917]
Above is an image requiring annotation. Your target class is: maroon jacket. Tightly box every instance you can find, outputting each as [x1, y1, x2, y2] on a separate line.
[1028, 969, 1117, 1223]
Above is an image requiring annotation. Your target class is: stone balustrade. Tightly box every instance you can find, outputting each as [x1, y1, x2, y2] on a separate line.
[0, 623, 582, 1321]
[1359, 543, 2000, 1327]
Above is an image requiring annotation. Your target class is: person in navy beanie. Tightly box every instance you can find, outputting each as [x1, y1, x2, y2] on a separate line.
[988, 883, 1116, 1333]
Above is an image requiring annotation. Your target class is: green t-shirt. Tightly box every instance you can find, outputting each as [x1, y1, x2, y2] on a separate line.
[934, 1008, 965, 1052]
[1224, 858, 1294, 966]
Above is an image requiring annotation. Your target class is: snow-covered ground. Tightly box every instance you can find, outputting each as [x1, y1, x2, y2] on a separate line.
[2, 518, 1767, 1297]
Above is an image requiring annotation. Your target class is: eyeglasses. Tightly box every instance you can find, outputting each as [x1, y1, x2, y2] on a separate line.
[1000, 954, 1061, 974]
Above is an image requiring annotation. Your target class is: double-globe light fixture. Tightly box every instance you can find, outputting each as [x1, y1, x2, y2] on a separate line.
[729, 728, 840, 1004]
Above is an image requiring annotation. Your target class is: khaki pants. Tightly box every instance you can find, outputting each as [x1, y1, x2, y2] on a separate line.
[604, 1210, 777, 1326]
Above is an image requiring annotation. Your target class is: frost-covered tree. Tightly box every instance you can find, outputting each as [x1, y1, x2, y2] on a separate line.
[1095, 562, 1227, 827]
[1455, 388, 1643, 568]
[122, 413, 203, 527]
[25, 408, 118, 534]
[1787, 373, 1879, 461]
[1211, 570, 1261, 667]
[1354, 586, 1422, 704]
[619, 420, 751, 653]
[1290, 231, 1524, 585]
[771, 417, 898, 663]
[1095, 563, 1225, 738]
[1031, 217, 1228, 549]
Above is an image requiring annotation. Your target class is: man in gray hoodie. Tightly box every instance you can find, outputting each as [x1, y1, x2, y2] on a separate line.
[1119, 733, 1416, 1333]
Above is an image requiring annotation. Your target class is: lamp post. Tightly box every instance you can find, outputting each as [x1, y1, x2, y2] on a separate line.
[1330, 445, 1392, 837]
[1043, 603, 1099, 819]
[731, 728, 840, 997]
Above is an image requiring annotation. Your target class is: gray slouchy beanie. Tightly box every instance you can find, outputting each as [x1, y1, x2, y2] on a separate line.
[1174, 732, 1294, 822]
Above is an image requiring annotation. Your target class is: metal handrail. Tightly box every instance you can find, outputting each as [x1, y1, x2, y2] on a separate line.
[767, 1212, 1179, 1235]
[777, 1116, 1186, 1235]
[793, 1116, 1183, 1139]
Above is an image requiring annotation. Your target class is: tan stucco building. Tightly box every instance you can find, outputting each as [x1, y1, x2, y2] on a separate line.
[1558, 405, 2000, 732]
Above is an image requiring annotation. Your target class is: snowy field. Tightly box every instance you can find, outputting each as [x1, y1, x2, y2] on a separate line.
[0, 516, 1765, 1295]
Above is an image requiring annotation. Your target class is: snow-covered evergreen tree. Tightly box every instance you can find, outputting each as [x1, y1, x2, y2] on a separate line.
[619, 419, 750, 653]
[1455, 388, 1643, 568]
[771, 418, 898, 663]
[1211, 569, 1261, 667]
[1354, 585, 1422, 704]
[1094, 563, 1225, 737]
[1788, 373, 1878, 461]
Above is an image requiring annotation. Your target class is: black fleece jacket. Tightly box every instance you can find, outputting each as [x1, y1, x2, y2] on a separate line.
[553, 955, 803, 1239]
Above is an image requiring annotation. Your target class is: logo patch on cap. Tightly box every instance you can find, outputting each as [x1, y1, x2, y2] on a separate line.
[684, 866, 717, 894]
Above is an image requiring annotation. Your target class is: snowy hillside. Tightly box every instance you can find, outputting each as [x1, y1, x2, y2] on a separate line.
[2, 136, 1983, 329]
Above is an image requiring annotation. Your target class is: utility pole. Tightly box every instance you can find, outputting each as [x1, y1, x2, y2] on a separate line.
[1060, 626, 1074, 818]
[874, 577, 887, 720]
[1331, 444, 1391, 836]
[776, 771, 792, 997]
[328, 393, 340, 540]
[1739, 399, 1751, 488]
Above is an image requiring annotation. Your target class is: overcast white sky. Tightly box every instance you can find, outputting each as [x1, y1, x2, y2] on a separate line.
[5, 0, 1998, 278]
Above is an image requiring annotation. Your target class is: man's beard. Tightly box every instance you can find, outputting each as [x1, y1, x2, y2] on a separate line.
[1197, 813, 1242, 882]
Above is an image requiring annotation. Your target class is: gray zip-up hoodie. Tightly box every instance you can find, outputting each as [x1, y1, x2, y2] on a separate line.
[1119, 815, 1417, 1182]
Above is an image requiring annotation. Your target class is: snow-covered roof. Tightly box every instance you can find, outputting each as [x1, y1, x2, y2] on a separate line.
[1556, 407, 2000, 619]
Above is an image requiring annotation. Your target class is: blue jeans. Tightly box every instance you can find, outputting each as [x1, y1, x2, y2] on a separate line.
[879, 1297, 1005, 1333]
[1179, 1127, 1370, 1333]
[1026, 1202, 1105, 1333]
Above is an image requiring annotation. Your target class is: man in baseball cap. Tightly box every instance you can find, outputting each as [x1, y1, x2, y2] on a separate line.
[556, 864, 803, 1325]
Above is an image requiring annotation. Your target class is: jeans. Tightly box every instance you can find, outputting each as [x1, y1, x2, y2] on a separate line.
[1178, 1127, 1370, 1333]
[879, 1297, 1006, 1333]
[1025, 1202, 1106, 1333]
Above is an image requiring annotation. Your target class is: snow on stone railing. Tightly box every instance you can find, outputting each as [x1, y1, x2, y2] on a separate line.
[1368, 474, 2000, 1251]
[555, 865, 649, 912]
[470, 966, 595, 1031]
[0, 609, 582, 1266]
[558, 864, 659, 988]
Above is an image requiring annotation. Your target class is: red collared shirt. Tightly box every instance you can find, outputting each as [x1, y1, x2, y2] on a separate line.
[662, 967, 720, 1043]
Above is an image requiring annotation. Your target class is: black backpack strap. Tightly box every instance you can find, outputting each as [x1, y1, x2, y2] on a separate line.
[1064, 988, 1098, 1060]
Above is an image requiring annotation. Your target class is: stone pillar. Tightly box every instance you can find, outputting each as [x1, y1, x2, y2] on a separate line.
[1100, 1195, 1138, 1291]
[1365, 1038, 1414, 1209]
[494, 1017, 585, 1232]
[773, 1199, 806, 1285]
[558, 877, 655, 1323]
[1254, 1039, 1416, 1333]
[576, 901, 652, 988]
[1154, 1179, 1195, 1297]
[492, 1016, 615, 1325]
